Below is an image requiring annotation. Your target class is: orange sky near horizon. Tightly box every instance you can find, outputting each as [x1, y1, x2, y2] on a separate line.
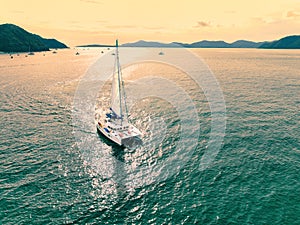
[1, 0, 300, 46]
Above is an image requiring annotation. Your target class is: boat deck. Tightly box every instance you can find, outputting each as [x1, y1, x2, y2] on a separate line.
[97, 120, 141, 146]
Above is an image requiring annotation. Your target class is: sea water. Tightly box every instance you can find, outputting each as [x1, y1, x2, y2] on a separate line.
[0, 48, 299, 224]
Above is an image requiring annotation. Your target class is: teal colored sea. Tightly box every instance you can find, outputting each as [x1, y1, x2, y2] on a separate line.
[0, 48, 299, 224]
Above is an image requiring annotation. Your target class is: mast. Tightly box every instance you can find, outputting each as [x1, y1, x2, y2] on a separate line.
[110, 39, 128, 126]
[116, 39, 123, 125]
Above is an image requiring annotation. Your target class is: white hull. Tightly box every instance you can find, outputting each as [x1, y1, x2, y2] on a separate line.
[97, 121, 141, 146]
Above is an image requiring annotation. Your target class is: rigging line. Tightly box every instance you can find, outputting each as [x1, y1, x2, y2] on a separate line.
[122, 75, 129, 123]
[116, 39, 123, 126]
[111, 45, 117, 110]
[117, 42, 129, 123]
[118, 45, 129, 123]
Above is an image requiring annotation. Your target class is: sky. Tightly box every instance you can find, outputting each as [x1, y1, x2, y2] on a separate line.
[1, 0, 300, 46]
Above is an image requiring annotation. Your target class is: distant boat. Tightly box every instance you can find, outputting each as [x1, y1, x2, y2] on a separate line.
[28, 46, 35, 55]
[158, 50, 164, 55]
[96, 40, 142, 146]
[76, 52, 80, 55]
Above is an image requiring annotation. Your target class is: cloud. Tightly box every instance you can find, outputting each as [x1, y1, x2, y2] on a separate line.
[224, 10, 236, 14]
[142, 26, 164, 30]
[68, 21, 80, 24]
[80, 0, 102, 4]
[251, 16, 280, 25]
[11, 10, 24, 14]
[286, 11, 300, 18]
[194, 21, 211, 28]
[96, 20, 107, 23]
[252, 10, 300, 27]
[251, 17, 267, 24]
[105, 25, 137, 29]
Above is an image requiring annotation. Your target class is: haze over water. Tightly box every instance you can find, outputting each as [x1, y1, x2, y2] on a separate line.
[0, 48, 299, 224]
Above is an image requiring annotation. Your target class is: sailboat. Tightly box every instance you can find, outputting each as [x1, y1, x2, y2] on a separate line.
[28, 46, 34, 55]
[158, 48, 164, 55]
[96, 40, 142, 146]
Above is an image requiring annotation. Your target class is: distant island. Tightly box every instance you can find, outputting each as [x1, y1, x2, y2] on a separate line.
[121, 37, 300, 49]
[0, 23, 68, 53]
[120, 40, 265, 48]
[2, 23, 299, 52]
[259, 35, 300, 49]
[78, 35, 300, 49]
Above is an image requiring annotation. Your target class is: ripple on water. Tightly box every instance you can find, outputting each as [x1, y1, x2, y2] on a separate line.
[0, 49, 300, 224]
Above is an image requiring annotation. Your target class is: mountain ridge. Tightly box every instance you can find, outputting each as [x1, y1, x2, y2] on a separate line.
[0, 23, 68, 52]
[120, 39, 266, 48]
[259, 35, 300, 49]
[2, 23, 299, 50]
[117, 37, 299, 49]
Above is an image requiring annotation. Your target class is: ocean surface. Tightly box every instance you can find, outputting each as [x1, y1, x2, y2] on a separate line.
[0, 48, 299, 224]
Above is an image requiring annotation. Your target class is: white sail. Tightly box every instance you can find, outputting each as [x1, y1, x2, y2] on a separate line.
[110, 40, 128, 123]
[111, 69, 121, 118]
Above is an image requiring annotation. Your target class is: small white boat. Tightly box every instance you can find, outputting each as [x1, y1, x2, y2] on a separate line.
[97, 40, 142, 146]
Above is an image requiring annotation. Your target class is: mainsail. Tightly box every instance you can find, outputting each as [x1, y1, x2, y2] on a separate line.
[110, 40, 128, 124]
